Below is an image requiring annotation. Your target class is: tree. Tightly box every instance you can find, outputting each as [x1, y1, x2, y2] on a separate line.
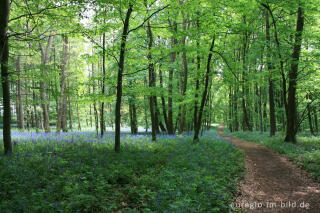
[114, 3, 133, 152]
[0, 0, 12, 155]
[284, 5, 305, 143]
[57, 35, 69, 133]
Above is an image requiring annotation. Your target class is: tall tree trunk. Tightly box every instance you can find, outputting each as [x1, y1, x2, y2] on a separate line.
[233, 84, 239, 131]
[259, 86, 263, 133]
[94, 102, 99, 136]
[314, 108, 318, 135]
[39, 36, 53, 132]
[265, 11, 276, 136]
[115, 4, 133, 152]
[178, 11, 188, 135]
[228, 86, 233, 132]
[1, 0, 11, 155]
[241, 26, 252, 131]
[147, 21, 157, 141]
[167, 21, 177, 134]
[193, 37, 215, 142]
[194, 37, 200, 131]
[128, 80, 138, 134]
[307, 95, 314, 136]
[1, 41, 11, 153]
[143, 76, 149, 132]
[154, 96, 161, 133]
[262, 3, 288, 118]
[91, 62, 98, 135]
[67, 80, 73, 131]
[284, 6, 304, 143]
[100, 33, 106, 137]
[159, 69, 168, 130]
[57, 35, 68, 133]
[16, 55, 24, 130]
[76, 101, 81, 131]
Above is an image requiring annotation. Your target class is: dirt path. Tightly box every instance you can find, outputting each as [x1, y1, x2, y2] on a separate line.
[218, 124, 320, 213]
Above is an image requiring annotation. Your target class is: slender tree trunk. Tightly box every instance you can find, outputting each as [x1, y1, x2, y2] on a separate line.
[16, 55, 24, 130]
[234, 85, 239, 131]
[262, 3, 288, 118]
[39, 36, 53, 132]
[241, 28, 252, 131]
[284, 6, 304, 143]
[194, 37, 200, 131]
[259, 86, 263, 133]
[193, 37, 215, 142]
[159, 69, 168, 130]
[76, 101, 81, 131]
[115, 4, 133, 152]
[57, 35, 68, 133]
[143, 76, 149, 132]
[67, 80, 73, 130]
[90, 104, 92, 127]
[147, 21, 157, 141]
[128, 80, 138, 134]
[167, 22, 177, 134]
[154, 96, 161, 133]
[129, 98, 138, 134]
[228, 86, 233, 132]
[94, 102, 99, 136]
[178, 11, 188, 135]
[314, 108, 318, 135]
[100, 33, 106, 137]
[307, 95, 314, 135]
[266, 11, 276, 136]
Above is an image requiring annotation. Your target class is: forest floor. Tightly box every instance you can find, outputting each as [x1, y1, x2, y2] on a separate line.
[218, 124, 320, 213]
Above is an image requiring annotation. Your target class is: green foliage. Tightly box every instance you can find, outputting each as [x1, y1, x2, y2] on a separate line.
[0, 131, 244, 212]
[228, 131, 320, 182]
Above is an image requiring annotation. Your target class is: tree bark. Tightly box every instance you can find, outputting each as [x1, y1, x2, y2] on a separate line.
[0, 0, 11, 155]
[193, 37, 215, 142]
[57, 35, 68, 133]
[284, 6, 304, 143]
[265, 11, 276, 136]
[194, 36, 201, 131]
[167, 21, 177, 134]
[241, 26, 252, 131]
[178, 11, 188, 135]
[129, 80, 138, 134]
[76, 101, 81, 131]
[67, 80, 73, 130]
[115, 4, 133, 152]
[100, 33, 106, 137]
[159, 69, 168, 131]
[314, 108, 318, 135]
[39, 35, 53, 132]
[16, 55, 24, 130]
[147, 21, 157, 141]
[307, 95, 314, 136]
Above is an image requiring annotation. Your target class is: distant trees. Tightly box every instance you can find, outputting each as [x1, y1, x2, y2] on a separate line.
[1, 0, 319, 155]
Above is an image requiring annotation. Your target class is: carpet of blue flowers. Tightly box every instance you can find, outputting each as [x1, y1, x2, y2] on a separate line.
[0, 130, 244, 212]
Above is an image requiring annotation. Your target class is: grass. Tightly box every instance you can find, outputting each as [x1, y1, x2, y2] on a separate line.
[0, 130, 244, 212]
[227, 130, 320, 182]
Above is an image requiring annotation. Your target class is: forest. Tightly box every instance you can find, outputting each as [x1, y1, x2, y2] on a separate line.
[1, 0, 320, 212]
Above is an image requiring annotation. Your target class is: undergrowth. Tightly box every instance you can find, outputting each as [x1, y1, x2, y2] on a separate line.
[0, 130, 244, 212]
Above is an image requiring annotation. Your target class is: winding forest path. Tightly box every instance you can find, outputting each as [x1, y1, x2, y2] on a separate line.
[218, 124, 320, 213]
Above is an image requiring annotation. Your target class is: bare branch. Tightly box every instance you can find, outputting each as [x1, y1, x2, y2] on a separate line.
[9, 4, 68, 23]
[128, 4, 170, 34]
